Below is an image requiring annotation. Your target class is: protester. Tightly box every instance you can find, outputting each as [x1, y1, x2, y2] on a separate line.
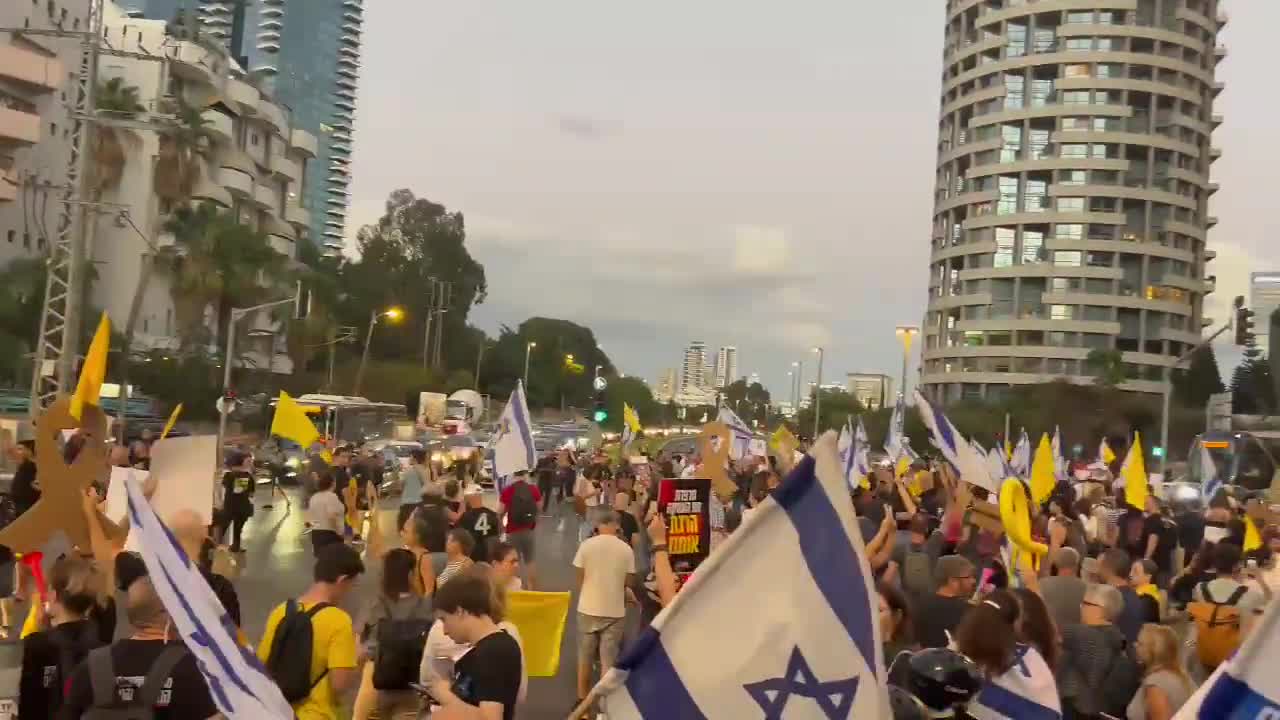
[442, 478, 464, 526]
[424, 570, 523, 720]
[1130, 558, 1164, 622]
[879, 581, 915, 663]
[613, 490, 640, 546]
[1128, 624, 1194, 720]
[308, 470, 346, 553]
[398, 448, 430, 531]
[1039, 546, 1087, 630]
[258, 543, 365, 720]
[573, 508, 636, 705]
[499, 469, 542, 590]
[1059, 583, 1140, 720]
[1098, 548, 1146, 643]
[18, 555, 105, 719]
[488, 540, 524, 592]
[1170, 540, 1217, 608]
[1140, 497, 1178, 585]
[353, 548, 432, 720]
[573, 466, 603, 544]
[10, 439, 39, 516]
[1187, 541, 1269, 674]
[457, 483, 501, 562]
[892, 513, 946, 599]
[954, 589, 1060, 718]
[913, 554, 976, 648]
[439, 528, 477, 586]
[402, 505, 449, 597]
[62, 573, 218, 719]
[221, 450, 256, 553]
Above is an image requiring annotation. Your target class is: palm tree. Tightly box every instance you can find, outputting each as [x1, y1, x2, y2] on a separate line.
[154, 99, 216, 212]
[158, 202, 288, 356]
[91, 78, 145, 192]
[1085, 348, 1128, 388]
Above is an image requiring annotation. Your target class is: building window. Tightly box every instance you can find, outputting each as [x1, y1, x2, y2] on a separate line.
[1060, 143, 1090, 158]
[1025, 179, 1048, 212]
[5, 230, 12, 244]
[1000, 125, 1022, 162]
[1022, 229, 1044, 263]
[1051, 277, 1081, 292]
[1050, 305, 1075, 320]
[1065, 38, 1092, 52]
[1029, 129, 1050, 159]
[1056, 197, 1085, 212]
[1060, 170, 1087, 185]
[988, 332, 1012, 347]
[1004, 74, 1025, 109]
[995, 227, 1016, 267]
[1053, 250, 1083, 267]
[997, 178, 1019, 215]
[1055, 224, 1084, 240]
[1096, 63, 1121, 78]
[1063, 91, 1091, 105]
[1007, 23, 1026, 57]
[1082, 306, 1112, 321]
[1062, 117, 1089, 130]
[1064, 64, 1091, 78]
[1066, 11, 1093, 24]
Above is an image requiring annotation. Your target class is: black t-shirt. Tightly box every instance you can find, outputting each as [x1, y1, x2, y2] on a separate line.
[20, 619, 103, 719]
[912, 594, 972, 649]
[458, 507, 501, 562]
[222, 470, 254, 513]
[61, 639, 218, 720]
[89, 598, 117, 645]
[11, 460, 39, 513]
[1142, 515, 1178, 573]
[202, 567, 241, 627]
[450, 630, 522, 720]
[617, 511, 639, 545]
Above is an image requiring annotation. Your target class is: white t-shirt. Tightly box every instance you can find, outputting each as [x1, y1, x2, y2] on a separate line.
[573, 533, 635, 618]
[308, 490, 344, 533]
[574, 474, 600, 508]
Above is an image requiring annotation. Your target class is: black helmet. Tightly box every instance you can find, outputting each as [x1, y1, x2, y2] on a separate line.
[906, 648, 984, 711]
[888, 685, 931, 720]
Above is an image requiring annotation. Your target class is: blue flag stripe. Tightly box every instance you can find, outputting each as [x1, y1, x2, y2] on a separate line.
[1200, 672, 1280, 718]
[976, 683, 1062, 720]
[615, 627, 708, 719]
[511, 386, 535, 470]
[772, 454, 878, 674]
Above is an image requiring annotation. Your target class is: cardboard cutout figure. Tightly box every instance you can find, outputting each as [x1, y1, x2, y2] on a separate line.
[696, 422, 738, 502]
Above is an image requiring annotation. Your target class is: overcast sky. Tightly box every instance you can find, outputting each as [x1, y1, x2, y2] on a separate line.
[346, 1, 1278, 400]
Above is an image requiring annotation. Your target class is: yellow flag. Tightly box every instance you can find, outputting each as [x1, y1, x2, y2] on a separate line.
[505, 590, 571, 677]
[1121, 432, 1148, 510]
[1030, 433, 1056, 506]
[623, 403, 641, 433]
[1100, 437, 1116, 465]
[771, 425, 798, 452]
[270, 391, 319, 449]
[69, 312, 110, 420]
[160, 403, 183, 440]
[20, 602, 40, 639]
[1245, 515, 1263, 552]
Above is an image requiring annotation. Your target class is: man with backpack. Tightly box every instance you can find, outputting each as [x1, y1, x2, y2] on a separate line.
[1059, 583, 1141, 720]
[1188, 541, 1269, 673]
[60, 567, 218, 720]
[499, 469, 541, 590]
[258, 543, 365, 720]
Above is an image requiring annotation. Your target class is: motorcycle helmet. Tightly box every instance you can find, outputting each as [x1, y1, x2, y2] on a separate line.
[888, 685, 931, 720]
[906, 648, 984, 712]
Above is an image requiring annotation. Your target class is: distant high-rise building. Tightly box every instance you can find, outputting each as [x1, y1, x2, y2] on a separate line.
[748, 372, 761, 386]
[243, 0, 362, 256]
[654, 368, 677, 403]
[681, 341, 709, 392]
[119, 0, 249, 58]
[922, 1, 1225, 403]
[714, 346, 738, 389]
[1252, 272, 1280, 351]
[847, 373, 894, 411]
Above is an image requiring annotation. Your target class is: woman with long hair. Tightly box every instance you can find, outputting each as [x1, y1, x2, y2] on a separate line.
[953, 589, 1060, 718]
[1127, 624, 1194, 720]
[353, 548, 431, 720]
[18, 555, 106, 719]
[879, 582, 915, 684]
[1011, 587, 1059, 671]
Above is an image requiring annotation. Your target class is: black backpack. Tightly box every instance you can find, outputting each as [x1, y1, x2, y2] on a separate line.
[266, 600, 332, 703]
[371, 597, 434, 690]
[84, 644, 188, 720]
[1098, 634, 1142, 717]
[509, 482, 537, 527]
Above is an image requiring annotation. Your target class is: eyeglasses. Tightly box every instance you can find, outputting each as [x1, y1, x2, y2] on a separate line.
[1081, 600, 1101, 608]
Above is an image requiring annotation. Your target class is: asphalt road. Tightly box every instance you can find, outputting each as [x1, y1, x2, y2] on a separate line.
[235, 487, 595, 719]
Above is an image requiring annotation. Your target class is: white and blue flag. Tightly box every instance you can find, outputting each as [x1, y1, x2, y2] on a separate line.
[837, 422, 855, 485]
[915, 391, 999, 494]
[837, 417, 869, 490]
[590, 431, 888, 719]
[987, 447, 1012, 486]
[1051, 426, 1066, 482]
[491, 380, 536, 493]
[1010, 429, 1032, 478]
[853, 417, 871, 483]
[970, 643, 1061, 720]
[1199, 441, 1222, 504]
[125, 477, 293, 719]
[1178, 593, 1280, 718]
[717, 405, 754, 460]
[884, 394, 905, 460]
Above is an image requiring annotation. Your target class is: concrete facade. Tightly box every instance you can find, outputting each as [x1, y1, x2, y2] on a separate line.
[924, 0, 1224, 403]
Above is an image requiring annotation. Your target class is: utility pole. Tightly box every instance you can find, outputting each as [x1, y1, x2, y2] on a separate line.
[422, 278, 437, 369]
[433, 281, 451, 370]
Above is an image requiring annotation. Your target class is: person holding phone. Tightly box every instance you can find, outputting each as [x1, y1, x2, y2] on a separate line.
[423, 571, 522, 720]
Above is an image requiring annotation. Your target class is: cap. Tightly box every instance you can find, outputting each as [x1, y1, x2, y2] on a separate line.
[513, 469, 529, 477]
[462, 483, 483, 497]
[115, 551, 149, 591]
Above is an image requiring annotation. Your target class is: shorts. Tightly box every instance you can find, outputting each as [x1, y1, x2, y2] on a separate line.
[508, 529, 536, 563]
[578, 613, 625, 669]
[397, 503, 421, 532]
[311, 529, 342, 554]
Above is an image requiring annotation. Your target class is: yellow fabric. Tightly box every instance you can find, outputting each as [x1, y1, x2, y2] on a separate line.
[1029, 434, 1056, 506]
[770, 426, 798, 453]
[160, 403, 183, 440]
[1000, 477, 1047, 579]
[257, 601, 357, 720]
[70, 312, 110, 420]
[344, 478, 359, 533]
[1122, 432, 1148, 510]
[505, 590, 571, 678]
[1244, 516, 1263, 552]
[272, 391, 320, 449]
[1136, 583, 1165, 618]
[20, 601, 40, 639]
[1100, 438, 1116, 465]
[623, 403, 641, 433]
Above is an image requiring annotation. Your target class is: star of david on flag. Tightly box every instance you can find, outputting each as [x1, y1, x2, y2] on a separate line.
[490, 381, 535, 493]
[585, 431, 888, 718]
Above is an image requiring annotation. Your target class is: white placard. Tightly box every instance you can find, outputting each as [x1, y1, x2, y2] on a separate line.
[147, 435, 217, 525]
[104, 466, 149, 525]
[747, 439, 768, 457]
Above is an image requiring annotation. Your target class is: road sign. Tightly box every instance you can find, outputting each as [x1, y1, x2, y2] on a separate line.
[593, 376, 608, 392]
[215, 396, 239, 415]
[1207, 391, 1232, 432]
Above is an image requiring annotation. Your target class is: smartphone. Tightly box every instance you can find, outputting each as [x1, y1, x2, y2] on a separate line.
[1247, 559, 1259, 573]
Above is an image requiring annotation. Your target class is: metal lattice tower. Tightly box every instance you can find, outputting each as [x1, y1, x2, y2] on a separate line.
[27, 0, 104, 417]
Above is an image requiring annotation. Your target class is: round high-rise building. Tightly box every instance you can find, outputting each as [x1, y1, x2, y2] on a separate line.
[921, 0, 1225, 404]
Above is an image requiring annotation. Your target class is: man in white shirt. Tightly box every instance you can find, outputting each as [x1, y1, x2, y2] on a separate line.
[573, 509, 635, 705]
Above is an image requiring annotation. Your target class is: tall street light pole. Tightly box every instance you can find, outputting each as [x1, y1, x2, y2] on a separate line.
[812, 346, 824, 438]
[355, 307, 403, 396]
[894, 326, 919, 404]
[523, 341, 536, 390]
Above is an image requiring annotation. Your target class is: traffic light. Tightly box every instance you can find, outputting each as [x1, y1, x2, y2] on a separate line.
[592, 375, 608, 423]
[1151, 446, 1164, 459]
[1234, 295, 1256, 346]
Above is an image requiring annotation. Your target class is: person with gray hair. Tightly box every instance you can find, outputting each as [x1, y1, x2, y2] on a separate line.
[1040, 545, 1087, 629]
[573, 505, 635, 704]
[1059, 582, 1139, 718]
[62, 574, 221, 718]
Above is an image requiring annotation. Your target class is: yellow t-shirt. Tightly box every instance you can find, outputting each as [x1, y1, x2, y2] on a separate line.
[257, 601, 357, 720]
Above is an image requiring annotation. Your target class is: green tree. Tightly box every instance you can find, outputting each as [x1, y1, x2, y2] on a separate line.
[601, 376, 660, 431]
[1270, 307, 1280, 406]
[1231, 344, 1275, 414]
[480, 318, 613, 409]
[1172, 345, 1225, 407]
[154, 99, 216, 212]
[1085, 348, 1127, 388]
[722, 379, 772, 428]
[0, 258, 46, 385]
[91, 78, 145, 192]
[795, 388, 865, 439]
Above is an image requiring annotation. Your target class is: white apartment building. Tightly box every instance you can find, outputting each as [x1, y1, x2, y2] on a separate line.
[714, 345, 738, 389]
[847, 373, 894, 410]
[1251, 272, 1280, 352]
[90, 2, 316, 371]
[654, 368, 676, 403]
[680, 340, 709, 393]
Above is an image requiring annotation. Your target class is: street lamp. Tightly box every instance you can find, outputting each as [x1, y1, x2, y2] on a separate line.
[523, 341, 537, 389]
[894, 326, 919, 402]
[354, 306, 404, 395]
[812, 346, 825, 438]
[793, 359, 804, 417]
[786, 370, 794, 417]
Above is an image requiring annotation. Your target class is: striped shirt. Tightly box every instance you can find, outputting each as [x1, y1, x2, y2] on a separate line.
[438, 559, 468, 587]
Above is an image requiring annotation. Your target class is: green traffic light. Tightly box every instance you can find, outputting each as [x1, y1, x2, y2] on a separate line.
[1152, 446, 1164, 458]
[593, 410, 608, 423]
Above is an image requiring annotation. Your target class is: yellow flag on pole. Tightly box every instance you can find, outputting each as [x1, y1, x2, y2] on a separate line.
[505, 590, 572, 677]
[270, 391, 319, 449]
[771, 425, 798, 452]
[160, 403, 183, 440]
[1121, 432, 1148, 510]
[69, 312, 110, 421]
[1100, 437, 1116, 465]
[1030, 433, 1056, 506]
[623, 403, 641, 434]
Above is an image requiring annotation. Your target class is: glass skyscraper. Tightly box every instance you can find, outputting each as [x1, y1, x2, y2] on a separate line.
[244, 0, 360, 255]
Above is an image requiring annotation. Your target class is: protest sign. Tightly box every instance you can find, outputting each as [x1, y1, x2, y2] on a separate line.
[658, 478, 712, 577]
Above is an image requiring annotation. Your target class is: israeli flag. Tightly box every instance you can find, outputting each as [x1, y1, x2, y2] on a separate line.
[1178, 593, 1280, 718]
[1010, 429, 1032, 478]
[590, 432, 888, 719]
[1052, 426, 1066, 482]
[1199, 441, 1222, 504]
[853, 417, 871, 482]
[837, 418, 867, 490]
[838, 422, 856, 486]
[987, 447, 1011, 486]
[915, 391, 1000, 494]
[491, 381, 536, 493]
[717, 405, 754, 460]
[124, 477, 293, 719]
[884, 394, 905, 460]
[969, 643, 1062, 720]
